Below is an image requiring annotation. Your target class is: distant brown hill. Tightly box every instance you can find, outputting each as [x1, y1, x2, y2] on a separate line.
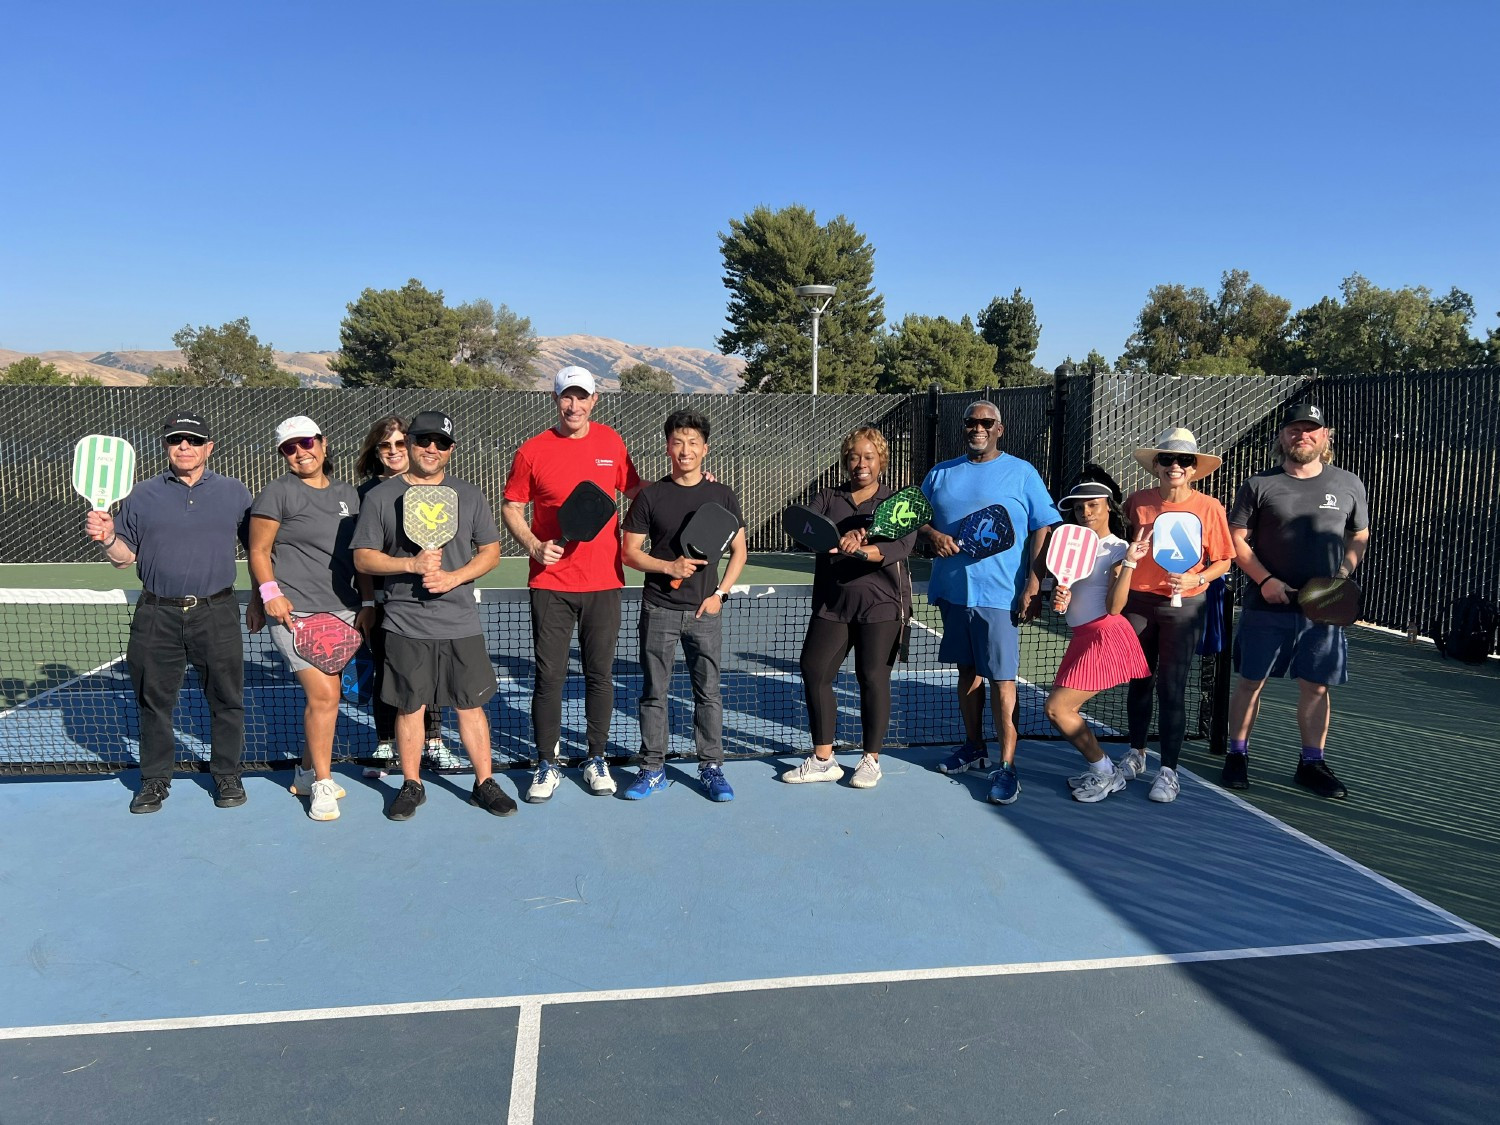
[0, 336, 747, 393]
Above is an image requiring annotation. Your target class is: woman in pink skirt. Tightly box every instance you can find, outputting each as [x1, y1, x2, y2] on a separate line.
[1044, 478, 1150, 803]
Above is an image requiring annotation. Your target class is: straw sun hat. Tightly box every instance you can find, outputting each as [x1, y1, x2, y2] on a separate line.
[1132, 427, 1222, 477]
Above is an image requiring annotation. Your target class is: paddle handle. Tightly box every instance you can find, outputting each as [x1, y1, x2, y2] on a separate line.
[1170, 590, 1183, 608]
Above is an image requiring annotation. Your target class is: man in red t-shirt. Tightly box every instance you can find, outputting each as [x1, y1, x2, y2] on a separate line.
[502, 366, 642, 803]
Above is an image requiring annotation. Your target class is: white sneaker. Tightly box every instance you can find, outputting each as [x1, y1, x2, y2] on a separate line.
[850, 754, 882, 789]
[423, 738, 468, 773]
[1071, 768, 1126, 804]
[1116, 748, 1148, 780]
[290, 765, 345, 799]
[583, 756, 616, 795]
[309, 777, 341, 821]
[783, 754, 843, 784]
[363, 740, 397, 779]
[1149, 766, 1181, 803]
[527, 761, 563, 803]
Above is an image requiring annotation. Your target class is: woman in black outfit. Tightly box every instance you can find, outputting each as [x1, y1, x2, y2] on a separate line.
[784, 426, 917, 790]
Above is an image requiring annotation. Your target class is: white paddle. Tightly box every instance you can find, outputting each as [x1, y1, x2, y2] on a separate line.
[1045, 524, 1100, 610]
[1152, 511, 1203, 608]
[72, 435, 136, 513]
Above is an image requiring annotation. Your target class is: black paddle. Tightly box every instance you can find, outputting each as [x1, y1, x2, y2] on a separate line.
[1294, 576, 1362, 626]
[783, 505, 852, 556]
[669, 501, 741, 590]
[556, 481, 618, 545]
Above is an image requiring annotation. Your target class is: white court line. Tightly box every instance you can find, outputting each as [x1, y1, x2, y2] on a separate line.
[1167, 752, 1500, 946]
[0, 930, 1484, 1044]
[507, 1002, 542, 1125]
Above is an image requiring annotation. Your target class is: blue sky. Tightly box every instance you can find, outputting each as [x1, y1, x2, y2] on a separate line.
[2, 0, 1495, 368]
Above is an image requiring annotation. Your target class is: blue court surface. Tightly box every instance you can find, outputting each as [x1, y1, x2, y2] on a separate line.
[3, 746, 1496, 1124]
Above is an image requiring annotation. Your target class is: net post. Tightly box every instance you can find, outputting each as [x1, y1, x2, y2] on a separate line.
[923, 383, 940, 475]
[1208, 578, 1235, 754]
[1049, 363, 1071, 495]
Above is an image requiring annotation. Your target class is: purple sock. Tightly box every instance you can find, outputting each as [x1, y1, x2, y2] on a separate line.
[1229, 739, 1248, 756]
[1301, 746, 1325, 762]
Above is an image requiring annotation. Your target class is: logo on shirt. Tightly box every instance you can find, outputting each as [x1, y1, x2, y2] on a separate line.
[338, 501, 350, 517]
[595, 458, 614, 468]
[1320, 493, 1340, 510]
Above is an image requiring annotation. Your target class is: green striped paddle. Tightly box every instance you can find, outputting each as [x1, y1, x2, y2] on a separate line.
[72, 435, 137, 511]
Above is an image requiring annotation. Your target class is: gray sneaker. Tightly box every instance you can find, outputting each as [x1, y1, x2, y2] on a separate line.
[290, 765, 345, 799]
[583, 756, 616, 795]
[363, 740, 397, 779]
[527, 761, 563, 803]
[850, 754, 882, 789]
[1071, 768, 1125, 803]
[423, 738, 468, 774]
[1116, 748, 1148, 780]
[783, 754, 842, 784]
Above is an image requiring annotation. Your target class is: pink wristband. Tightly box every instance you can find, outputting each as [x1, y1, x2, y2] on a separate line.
[258, 581, 283, 602]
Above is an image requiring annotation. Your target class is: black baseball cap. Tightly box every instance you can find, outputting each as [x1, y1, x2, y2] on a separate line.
[1282, 404, 1328, 428]
[408, 410, 455, 440]
[162, 411, 211, 440]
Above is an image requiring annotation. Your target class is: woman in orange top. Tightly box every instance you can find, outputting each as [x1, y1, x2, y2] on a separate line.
[1118, 427, 1234, 803]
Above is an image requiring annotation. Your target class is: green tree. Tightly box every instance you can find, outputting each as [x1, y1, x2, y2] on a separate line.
[977, 288, 1042, 384]
[332, 279, 463, 389]
[149, 317, 299, 388]
[719, 204, 884, 393]
[1121, 270, 1291, 376]
[876, 314, 998, 392]
[618, 363, 675, 392]
[452, 299, 538, 389]
[1, 356, 100, 385]
[1289, 274, 1485, 375]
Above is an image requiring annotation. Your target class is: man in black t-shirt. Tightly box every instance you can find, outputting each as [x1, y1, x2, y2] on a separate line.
[1224, 404, 1370, 799]
[621, 409, 747, 802]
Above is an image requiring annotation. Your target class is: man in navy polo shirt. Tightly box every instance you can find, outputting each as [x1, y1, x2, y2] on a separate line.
[85, 411, 253, 814]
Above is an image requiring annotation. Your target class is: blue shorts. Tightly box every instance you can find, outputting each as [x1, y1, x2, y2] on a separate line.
[937, 603, 1020, 681]
[1233, 607, 1348, 686]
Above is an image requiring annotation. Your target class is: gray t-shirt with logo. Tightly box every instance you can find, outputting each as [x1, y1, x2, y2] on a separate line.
[1229, 464, 1369, 612]
[350, 474, 499, 639]
[250, 473, 361, 611]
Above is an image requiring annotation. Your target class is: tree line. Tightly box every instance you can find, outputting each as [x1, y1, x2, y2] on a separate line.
[6, 208, 1495, 390]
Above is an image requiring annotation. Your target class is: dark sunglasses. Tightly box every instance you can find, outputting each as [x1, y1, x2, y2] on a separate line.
[1155, 453, 1198, 468]
[962, 417, 998, 430]
[376, 439, 407, 452]
[165, 434, 208, 447]
[410, 434, 453, 451]
[279, 435, 321, 456]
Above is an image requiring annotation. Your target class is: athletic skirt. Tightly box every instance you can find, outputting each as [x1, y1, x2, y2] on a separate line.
[1054, 613, 1150, 692]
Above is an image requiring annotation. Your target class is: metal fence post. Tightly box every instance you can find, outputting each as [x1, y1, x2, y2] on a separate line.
[1049, 363, 1071, 494]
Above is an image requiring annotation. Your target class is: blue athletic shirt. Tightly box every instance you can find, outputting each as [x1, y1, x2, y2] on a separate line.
[922, 453, 1059, 610]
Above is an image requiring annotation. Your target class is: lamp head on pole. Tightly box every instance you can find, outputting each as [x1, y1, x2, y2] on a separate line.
[794, 284, 837, 315]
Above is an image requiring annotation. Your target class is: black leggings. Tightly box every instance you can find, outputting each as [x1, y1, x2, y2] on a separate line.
[799, 615, 902, 753]
[1124, 591, 1206, 770]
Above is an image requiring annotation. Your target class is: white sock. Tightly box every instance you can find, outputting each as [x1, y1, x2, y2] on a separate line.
[1089, 758, 1114, 775]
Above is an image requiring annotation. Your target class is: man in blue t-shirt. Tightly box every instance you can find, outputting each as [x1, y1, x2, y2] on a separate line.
[921, 400, 1058, 805]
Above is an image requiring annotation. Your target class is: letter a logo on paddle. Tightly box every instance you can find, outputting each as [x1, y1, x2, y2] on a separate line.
[1152, 512, 1203, 575]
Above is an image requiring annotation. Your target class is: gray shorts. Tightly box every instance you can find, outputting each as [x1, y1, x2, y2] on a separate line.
[269, 609, 358, 676]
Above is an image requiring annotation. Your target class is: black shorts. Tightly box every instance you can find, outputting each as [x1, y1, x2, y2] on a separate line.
[381, 632, 497, 712]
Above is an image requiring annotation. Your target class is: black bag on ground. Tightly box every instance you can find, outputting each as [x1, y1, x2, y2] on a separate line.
[1433, 595, 1498, 664]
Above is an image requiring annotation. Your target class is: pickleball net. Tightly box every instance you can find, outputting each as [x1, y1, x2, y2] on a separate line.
[0, 586, 1219, 772]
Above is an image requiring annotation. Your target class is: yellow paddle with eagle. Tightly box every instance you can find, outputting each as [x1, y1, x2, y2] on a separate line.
[403, 485, 459, 552]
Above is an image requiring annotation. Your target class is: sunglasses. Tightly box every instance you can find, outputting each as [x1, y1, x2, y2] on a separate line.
[962, 417, 998, 430]
[376, 439, 407, 452]
[165, 434, 208, 447]
[1155, 453, 1198, 468]
[410, 434, 453, 451]
[279, 435, 321, 456]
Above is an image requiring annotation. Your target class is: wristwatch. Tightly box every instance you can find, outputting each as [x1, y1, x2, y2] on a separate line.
[714, 588, 731, 601]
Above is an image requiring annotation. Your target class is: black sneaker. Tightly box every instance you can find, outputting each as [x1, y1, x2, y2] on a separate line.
[386, 779, 427, 821]
[470, 777, 518, 817]
[1220, 753, 1250, 790]
[213, 775, 247, 808]
[1294, 758, 1347, 799]
[130, 777, 171, 814]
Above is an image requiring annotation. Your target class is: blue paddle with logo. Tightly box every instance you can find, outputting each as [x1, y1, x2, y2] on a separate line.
[1152, 511, 1203, 607]
[956, 504, 1015, 559]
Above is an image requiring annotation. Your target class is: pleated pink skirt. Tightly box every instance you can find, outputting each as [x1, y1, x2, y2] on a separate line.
[1054, 613, 1150, 692]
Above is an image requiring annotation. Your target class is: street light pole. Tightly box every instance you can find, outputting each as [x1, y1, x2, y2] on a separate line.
[794, 284, 836, 395]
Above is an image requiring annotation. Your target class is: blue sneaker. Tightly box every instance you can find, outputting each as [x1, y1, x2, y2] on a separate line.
[938, 743, 990, 774]
[699, 762, 734, 802]
[624, 767, 668, 800]
[987, 763, 1020, 805]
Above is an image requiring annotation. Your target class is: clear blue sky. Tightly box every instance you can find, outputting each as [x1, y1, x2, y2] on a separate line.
[2, 0, 1495, 369]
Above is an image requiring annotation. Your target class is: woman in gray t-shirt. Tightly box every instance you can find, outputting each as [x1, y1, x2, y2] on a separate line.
[246, 416, 367, 822]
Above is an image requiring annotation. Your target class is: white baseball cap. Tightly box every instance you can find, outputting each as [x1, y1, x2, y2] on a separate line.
[554, 365, 597, 396]
[273, 416, 321, 448]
